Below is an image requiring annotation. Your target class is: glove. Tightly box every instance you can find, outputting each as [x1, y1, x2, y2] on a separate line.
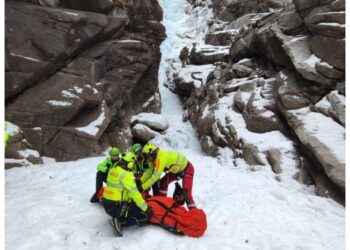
[136, 180, 143, 193]
[145, 206, 153, 218]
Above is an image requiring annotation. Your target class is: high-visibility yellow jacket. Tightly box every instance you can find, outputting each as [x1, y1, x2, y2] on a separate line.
[4, 122, 9, 148]
[97, 156, 118, 173]
[103, 165, 148, 212]
[141, 148, 188, 191]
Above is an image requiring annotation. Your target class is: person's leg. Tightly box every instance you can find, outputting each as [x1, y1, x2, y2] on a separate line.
[182, 162, 196, 209]
[159, 173, 178, 196]
[152, 181, 160, 196]
[90, 171, 108, 203]
[120, 203, 149, 227]
[102, 200, 125, 236]
[102, 200, 125, 218]
[96, 171, 108, 192]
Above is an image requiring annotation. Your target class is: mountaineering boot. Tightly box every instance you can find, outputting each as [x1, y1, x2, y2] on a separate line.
[110, 218, 123, 237]
[89, 192, 99, 203]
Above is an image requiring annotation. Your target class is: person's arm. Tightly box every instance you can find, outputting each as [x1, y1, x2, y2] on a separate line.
[122, 172, 148, 212]
[141, 158, 165, 191]
[97, 158, 110, 173]
[140, 167, 153, 184]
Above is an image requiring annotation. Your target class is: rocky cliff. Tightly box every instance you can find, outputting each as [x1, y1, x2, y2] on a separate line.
[171, 0, 345, 204]
[5, 0, 165, 165]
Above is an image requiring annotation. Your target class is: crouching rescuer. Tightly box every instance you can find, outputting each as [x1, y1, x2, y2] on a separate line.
[140, 144, 197, 209]
[102, 152, 153, 236]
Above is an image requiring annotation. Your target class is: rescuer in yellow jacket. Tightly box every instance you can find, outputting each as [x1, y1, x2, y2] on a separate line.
[102, 151, 152, 237]
[139, 144, 197, 209]
[90, 147, 121, 203]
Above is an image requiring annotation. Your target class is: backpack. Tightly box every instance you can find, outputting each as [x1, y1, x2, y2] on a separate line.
[147, 196, 207, 237]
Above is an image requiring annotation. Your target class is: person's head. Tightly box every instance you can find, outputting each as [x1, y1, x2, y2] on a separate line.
[130, 143, 145, 165]
[109, 147, 120, 161]
[120, 152, 137, 171]
[130, 143, 142, 153]
[142, 144, 158, 162]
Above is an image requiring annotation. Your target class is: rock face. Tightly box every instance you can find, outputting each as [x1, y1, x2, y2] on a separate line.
[5, 122, 43, 169]
[170, 0, 345, 203]
[5, 0, 165, 161]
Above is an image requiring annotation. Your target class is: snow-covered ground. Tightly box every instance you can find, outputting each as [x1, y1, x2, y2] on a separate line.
[5, 0, 345, 250]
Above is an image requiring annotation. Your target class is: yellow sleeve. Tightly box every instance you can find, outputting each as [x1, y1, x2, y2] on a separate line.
[122, 172, 148, 212]
[140, 167, 153, 184]
[141, 158, 165, 191]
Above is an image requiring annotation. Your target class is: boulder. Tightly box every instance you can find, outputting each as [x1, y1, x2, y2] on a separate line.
[312, 91, 345, 126]
[330, 0, 345, 11]
[292, 0, 319, 12]
[190, 46, 230, 65]
[172, 64, 216, 96]
[309, 35, 345, 70]
[266, 149, 282, 174]
[200, 136, 219, 156]
[284, 108, 345, 191]
[212, 0, 269, 22]
[250, 23, 291, 66]
[242, 143, 265, 166]
[205, 30, 239, 46]
[277, 10, 304, 35]
[281, 36, 336, 86]
[232, 64, 253, 78]
[275, 70, 311, 110]
[131, 113, 168, 132]
[304, 9, 345, 26]
[243, 86, 286, 133]
[132, 123, 158, 142]
[315, 61, 344, 80]
[5, 122, 43, 167]
[300, 157, 344, 205]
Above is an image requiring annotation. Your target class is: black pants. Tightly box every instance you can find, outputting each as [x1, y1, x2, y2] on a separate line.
[102, 200, 149, 227]
[96, 171, 108, 193]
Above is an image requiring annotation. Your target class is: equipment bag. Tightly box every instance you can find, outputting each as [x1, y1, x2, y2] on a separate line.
[147, 196, 207, 237]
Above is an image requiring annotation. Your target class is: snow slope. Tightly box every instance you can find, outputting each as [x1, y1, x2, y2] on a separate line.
[5, 155, 345, 250]
[5, 0, 345, 249]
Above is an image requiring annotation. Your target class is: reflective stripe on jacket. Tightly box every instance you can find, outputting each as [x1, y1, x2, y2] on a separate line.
[103, 166, 148, 212]
[141, 148, 188, 190]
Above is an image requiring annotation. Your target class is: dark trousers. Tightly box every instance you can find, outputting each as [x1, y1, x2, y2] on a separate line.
[96, 171, 108, 193]
[102, 200, 149, 227]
